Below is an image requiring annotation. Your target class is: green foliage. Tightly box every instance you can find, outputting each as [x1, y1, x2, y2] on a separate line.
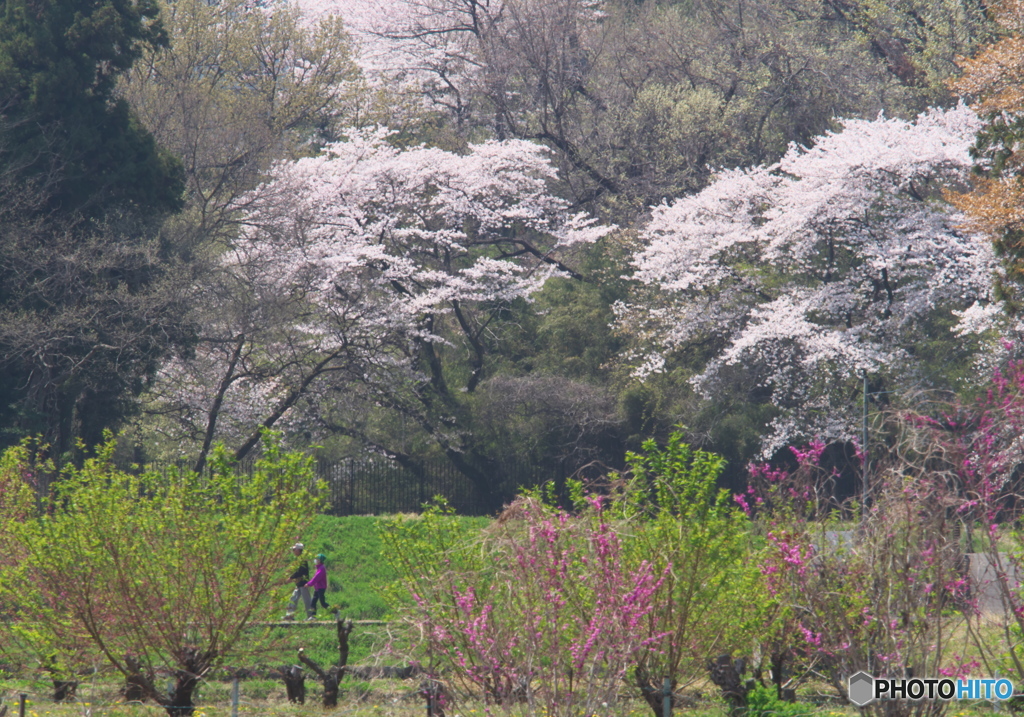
[618, 431, 731, 519]
[0, 441, 36, 522]
[119, 0, 358, 249]
[0, 0, 192, 458]
[446, 238, 637, 472]
[548, 0, 994, 218]
[744, 684, 813, 717]
[531, 273, 624, 380]
[378, 500, 491, 611]
[613, 84, 733, 202]
[612, 432, 764, 705]
[0, 432, 321, 715]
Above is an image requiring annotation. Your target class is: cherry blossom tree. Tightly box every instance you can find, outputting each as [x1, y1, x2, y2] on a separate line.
[307, 0, 994, 220]
[620, 105, 1000, 456]
[146, 128, 609, 490]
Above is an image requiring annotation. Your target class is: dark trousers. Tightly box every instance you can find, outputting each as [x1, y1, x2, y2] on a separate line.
[311, 588, 329, 612]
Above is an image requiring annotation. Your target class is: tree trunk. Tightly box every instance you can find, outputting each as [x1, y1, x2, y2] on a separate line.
[322, 668, 341, 707]
[123, 654, 147, 702]
[337, 615, 353, 669]
[769, 649, 793, 701]
[419, 678, 450, 717]
[634, 664, 673, 717]
[161, 647, 214, 717]
[298, 647, 341, 707]
[707, 654, 750, 716]
[51, 678, 78, 703]
[42, 656, 78, 703]
[281, 665, 306, 704]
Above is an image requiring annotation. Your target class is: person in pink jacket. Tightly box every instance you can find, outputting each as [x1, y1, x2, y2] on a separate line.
[305, 553, 330, 620]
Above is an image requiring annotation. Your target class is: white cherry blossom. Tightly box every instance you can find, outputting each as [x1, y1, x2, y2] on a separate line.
[147, 128, 610, 461]
[623, 104, 1001, 455]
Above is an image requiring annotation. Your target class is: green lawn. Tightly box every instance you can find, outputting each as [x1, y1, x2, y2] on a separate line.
[299, 515, 394, 620]
[299, 514, 491, 620]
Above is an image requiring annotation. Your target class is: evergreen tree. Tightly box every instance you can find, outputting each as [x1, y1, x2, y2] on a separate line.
[0, 0, 183, 214]
[0, 0, 190, 458]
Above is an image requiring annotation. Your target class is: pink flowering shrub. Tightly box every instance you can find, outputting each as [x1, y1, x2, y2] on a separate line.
[899, 356, 1024, 686]
[382, 496, 667, 717]
[750, 440, 970, 717]
[381, 432, 759, 717]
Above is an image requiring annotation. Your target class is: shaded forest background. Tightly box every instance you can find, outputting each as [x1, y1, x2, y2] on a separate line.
[0, 0, 1018, 499]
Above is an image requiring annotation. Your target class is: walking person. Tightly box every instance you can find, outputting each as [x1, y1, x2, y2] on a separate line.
[283, 542, 314, 620]
[305, 553, 330, 621]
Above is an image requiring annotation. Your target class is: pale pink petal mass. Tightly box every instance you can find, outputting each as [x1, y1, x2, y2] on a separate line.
[624, 104, 1004, 455]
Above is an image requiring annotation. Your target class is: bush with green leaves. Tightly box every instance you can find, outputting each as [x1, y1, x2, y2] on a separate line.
[0, 432, 322, 717]
[608, 432, 764, 715]
[744, 683, 814, 717]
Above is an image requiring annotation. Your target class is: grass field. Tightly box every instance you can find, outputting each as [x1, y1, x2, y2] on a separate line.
[0, 680, 1005, 717]
[300, 515, 395, 621]
[299, 514, 492, 621]
[0, 692, 734, 717]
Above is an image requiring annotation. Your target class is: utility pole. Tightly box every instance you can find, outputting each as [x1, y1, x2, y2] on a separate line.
[862, 369, 869, 523]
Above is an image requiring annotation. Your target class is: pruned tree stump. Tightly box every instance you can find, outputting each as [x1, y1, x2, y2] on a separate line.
[707, 654, 750, 715]
[294, 615, 355, 708]
[281, 664, 306, 704]
[42, 655, 78, 703]
[298, 648, 341, 707]
[122, 654, 148, 702]
[52, 679, 78, 703]
[337, 614, 353, 667]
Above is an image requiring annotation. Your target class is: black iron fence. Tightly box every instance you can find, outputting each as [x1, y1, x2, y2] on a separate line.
[31, 454, 573, 516]
[314, 457, 561, 516]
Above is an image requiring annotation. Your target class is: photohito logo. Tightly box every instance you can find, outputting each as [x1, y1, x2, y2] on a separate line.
[847, 672, 1014, 706]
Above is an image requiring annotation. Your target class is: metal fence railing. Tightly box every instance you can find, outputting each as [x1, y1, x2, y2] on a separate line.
[30, 454, 572, 517]
[313, 457, 561, 516]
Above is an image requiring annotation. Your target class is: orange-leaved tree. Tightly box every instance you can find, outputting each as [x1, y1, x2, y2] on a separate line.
[952, 0, 1024, 312]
